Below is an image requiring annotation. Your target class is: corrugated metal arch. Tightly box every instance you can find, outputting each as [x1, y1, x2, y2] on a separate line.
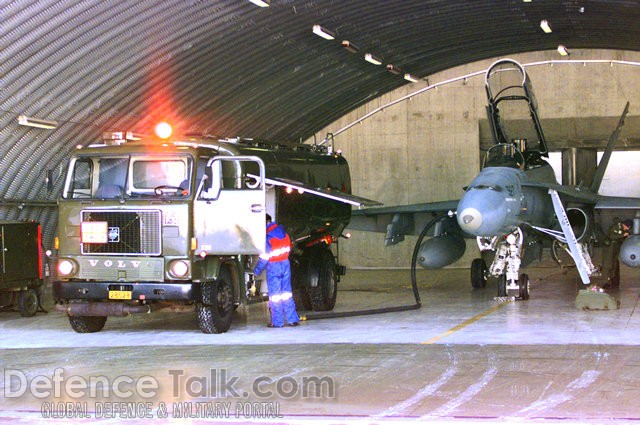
[1, 0, 639, 247]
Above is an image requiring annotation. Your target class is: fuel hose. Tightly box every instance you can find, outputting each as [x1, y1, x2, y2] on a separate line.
[300, 213, 448, 321]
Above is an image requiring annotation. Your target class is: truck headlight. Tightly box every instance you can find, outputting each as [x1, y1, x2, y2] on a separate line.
[58, 259, 77, 277]
[169, 260, 190, 278]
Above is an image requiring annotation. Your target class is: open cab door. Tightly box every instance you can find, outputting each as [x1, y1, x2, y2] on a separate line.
[194, 156, 266, 255]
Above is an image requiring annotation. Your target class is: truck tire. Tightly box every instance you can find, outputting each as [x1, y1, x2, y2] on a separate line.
[18, 288, 39, 317]
[68, 315, 107, 333]
[197, 267, 234, 334]
[293, 287, 312, 311]
[290, 255, 312, 311]
[308, 248, 337, 311]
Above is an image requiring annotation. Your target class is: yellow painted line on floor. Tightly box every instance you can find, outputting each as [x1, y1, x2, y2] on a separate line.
[421, 301, 510, 344]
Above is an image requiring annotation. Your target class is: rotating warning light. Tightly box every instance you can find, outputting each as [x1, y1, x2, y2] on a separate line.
[155, 122, 173, 139]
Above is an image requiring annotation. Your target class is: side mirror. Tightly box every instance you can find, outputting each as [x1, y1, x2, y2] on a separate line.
[199, 161, 221, 200]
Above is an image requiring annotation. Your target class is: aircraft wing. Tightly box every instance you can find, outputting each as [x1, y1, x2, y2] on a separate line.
[522, 181, 640, 209]
[349, 200, 459, 245]
[254, 175, 383, 208]
[521, 181, 599, 203]
[595, 195, 640, 210]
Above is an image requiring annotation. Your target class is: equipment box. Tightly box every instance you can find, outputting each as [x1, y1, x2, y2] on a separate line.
[0, 221, 44, 316]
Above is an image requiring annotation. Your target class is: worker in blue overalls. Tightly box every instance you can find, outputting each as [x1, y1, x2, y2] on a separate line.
[253, 214, 300, 328]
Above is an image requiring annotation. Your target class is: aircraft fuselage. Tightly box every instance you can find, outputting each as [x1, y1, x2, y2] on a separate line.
[457, 163, 557, 237]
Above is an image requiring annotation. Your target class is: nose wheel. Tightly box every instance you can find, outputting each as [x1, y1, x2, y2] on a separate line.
[496, 273, 529, 300]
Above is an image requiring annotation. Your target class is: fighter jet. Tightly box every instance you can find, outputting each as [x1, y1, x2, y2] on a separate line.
[349, 59, 640, 300]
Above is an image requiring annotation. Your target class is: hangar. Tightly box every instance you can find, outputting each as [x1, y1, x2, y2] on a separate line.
[2, 1, 640, 422]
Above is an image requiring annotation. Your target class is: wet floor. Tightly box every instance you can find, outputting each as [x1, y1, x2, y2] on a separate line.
[1, 265, 639, 424]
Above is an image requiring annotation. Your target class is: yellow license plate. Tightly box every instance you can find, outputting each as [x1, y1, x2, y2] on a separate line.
[109, 290, 132, 300]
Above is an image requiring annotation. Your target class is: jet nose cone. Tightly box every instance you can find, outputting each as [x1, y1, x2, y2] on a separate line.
[458, 207, 483, 232]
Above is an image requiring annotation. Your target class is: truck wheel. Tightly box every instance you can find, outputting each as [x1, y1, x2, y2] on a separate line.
[68, 315, 107, 333]
[18, 289, 38, 317]
[470, 258, 487, 289]
[293, 287, 312, 311]
[290, 255, 312, 311]
[197, 267, 234, 334]
[308, 248, 337, 311]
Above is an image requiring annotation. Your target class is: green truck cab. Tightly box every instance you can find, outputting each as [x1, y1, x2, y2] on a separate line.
[53, 134, 374, 333]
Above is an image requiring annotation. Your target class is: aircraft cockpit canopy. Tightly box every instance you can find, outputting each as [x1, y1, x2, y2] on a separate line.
[483, 143, 525, 169]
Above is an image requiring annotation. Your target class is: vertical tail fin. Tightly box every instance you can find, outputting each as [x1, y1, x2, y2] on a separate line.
[589, 101, 630, 193]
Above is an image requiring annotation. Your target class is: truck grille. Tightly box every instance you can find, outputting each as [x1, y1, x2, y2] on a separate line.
[81, 210, 161, 255]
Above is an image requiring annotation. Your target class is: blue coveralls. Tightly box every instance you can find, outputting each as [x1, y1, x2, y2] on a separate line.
[253, 222, 300, 327]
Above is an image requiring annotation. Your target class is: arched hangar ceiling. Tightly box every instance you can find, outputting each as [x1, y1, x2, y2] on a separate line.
[1, 0, 640, 214]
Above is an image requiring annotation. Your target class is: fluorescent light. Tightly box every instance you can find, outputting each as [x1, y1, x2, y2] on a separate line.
[248, 0, 269, 6]
[557, 45, 569, 56]
[364, 53, 382, 65]
[312, 25, 335, 40]
[404, 73, 419, 83]
[540, 19, 552, 33]
[386, 64, 402, 75]
[341, 40, 359, 53]
[18, 115, 58, 129]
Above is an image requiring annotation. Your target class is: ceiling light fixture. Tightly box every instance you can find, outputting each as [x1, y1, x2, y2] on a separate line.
[540, 19, 552, 33]
[364, 53, 382, 65]
[386, 64, 402, 75]
[248, 0, 270, 6]
[312, 25, 335, 40]
[18, 115, 58, 129]
[404, 73, 419, 83]
[341, 40, 359, 53]
[557, 45, 569, 56]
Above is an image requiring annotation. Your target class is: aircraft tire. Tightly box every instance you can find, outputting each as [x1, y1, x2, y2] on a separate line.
[471, 258, 488, 289]
[197, 267, 234, 334]
[68, 315, 107, 333]
[497, 275, 507, 297]
[518, 273, 530, 300]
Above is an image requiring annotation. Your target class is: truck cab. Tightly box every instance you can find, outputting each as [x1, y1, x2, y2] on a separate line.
[53, 133, 376, 333]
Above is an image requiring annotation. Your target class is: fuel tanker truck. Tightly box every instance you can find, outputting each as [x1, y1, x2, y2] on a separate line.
[53, 128, 379, 333]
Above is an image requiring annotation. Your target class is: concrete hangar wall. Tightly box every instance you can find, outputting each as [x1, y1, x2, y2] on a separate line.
[310, 49, 640, 269]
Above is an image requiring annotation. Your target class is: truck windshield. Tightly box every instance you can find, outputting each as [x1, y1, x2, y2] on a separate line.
[62, 154, 193, 199]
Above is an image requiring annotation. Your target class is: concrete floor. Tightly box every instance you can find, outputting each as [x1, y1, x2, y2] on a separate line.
[1, 265, 639, 424]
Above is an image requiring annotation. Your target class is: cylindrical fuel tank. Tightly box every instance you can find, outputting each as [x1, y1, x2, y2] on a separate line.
[417, 233, 466, 269]
[233, 144, 352, 242]
[620, 235, 640, 268]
